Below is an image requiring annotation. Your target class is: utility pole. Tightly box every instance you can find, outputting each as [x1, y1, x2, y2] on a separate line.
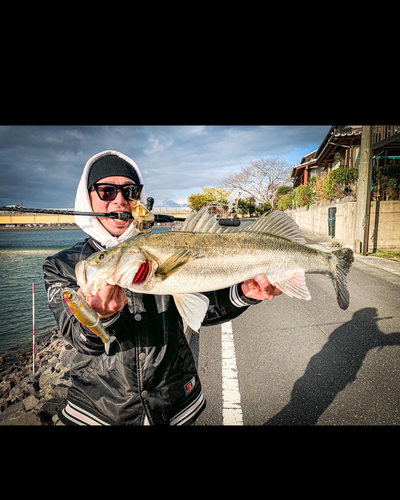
[354, 125, 373, 255]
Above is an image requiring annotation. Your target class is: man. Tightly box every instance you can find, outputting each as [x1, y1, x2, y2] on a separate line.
[43, 150, 282, 425]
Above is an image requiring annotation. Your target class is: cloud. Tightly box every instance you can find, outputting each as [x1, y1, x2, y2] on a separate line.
[0, 125, 330, 208]
[143, 134, 174, 155]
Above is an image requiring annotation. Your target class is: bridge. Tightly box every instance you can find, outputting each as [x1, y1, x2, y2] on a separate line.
[152, 207, 191, 219]
[0, 212, 75, 226]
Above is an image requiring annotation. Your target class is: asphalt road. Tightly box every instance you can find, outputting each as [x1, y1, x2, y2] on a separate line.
[192, 236, 400, 426]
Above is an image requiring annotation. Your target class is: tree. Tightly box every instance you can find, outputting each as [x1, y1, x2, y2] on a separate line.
[221, 157, 293, 208]
[188, 187, 231, 211]
[237, 198, 256, 217]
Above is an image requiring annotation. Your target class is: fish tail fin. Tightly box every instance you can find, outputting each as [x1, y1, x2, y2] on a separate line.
[330, 247, 354, 310]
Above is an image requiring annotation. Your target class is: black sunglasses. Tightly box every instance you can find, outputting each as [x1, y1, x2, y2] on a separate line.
[90, 183, 143, 202]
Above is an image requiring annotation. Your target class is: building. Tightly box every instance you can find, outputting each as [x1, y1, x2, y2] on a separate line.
[292, 125, 400, 188]
[288, 125, 400, 254]
[291, 125, 363, 187]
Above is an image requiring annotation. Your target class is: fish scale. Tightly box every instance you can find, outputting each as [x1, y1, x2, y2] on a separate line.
[138, 231, 328, 295]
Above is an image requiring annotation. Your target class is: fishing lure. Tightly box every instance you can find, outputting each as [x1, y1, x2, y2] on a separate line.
[62, 287, 116, 355]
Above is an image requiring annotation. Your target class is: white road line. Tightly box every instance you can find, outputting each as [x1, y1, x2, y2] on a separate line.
[221, 321, 243, 425]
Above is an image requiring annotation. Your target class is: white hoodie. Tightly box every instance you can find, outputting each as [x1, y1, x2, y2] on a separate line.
[74, 150, 147, 249]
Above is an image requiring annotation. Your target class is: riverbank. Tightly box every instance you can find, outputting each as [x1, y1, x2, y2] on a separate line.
[0, 328, 75, 425]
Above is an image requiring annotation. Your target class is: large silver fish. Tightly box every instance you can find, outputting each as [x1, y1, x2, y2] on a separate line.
[76, 207, 354, 332]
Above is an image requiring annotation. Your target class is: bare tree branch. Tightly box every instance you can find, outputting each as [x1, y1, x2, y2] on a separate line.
[221, 157, 292, 207]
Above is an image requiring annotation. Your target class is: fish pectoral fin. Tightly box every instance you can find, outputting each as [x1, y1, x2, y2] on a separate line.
[173, 293, 209, 332]
[155, 249, 196, 281]
[272, 270, 311, 300]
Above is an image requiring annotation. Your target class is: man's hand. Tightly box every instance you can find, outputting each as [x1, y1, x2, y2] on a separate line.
[79, 284, 128, 319]
[241, 274, 283, 301]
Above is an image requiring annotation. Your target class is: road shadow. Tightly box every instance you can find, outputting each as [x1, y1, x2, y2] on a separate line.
[264, 307, 400, 425]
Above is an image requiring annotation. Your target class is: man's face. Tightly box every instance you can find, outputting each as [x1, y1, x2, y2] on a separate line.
[89, 175, 137, 237]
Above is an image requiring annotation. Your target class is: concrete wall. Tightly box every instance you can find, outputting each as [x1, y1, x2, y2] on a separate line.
[369, 201, 400, 252]
[286, 199, 400, 252]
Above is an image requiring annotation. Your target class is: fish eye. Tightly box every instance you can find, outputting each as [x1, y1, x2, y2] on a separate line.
[98, 253, 106, 262]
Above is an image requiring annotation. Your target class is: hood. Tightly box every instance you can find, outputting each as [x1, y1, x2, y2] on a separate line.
[74, 150, 147, 249]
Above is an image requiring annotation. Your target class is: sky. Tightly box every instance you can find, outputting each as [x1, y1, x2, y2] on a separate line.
[0, 125, 330, 208]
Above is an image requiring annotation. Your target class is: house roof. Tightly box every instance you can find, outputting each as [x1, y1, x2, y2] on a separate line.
[290, 157, 318, 178]
[291, 125, 362, 179]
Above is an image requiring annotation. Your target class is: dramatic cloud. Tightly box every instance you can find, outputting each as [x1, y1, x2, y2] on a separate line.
[0, 125, 329, 208]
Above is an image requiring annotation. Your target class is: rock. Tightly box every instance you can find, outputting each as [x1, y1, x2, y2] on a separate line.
[59, 346, 76, 367]
[0, 401, 26, 425]
[25, 381, 39, 396]
[51, 338, 64, 351]
[38, 367, 56, 389]
[1, 364, 20, 377]
[48, 356, 59, 366]
[15, 412, 44, 426]
[0, 380, 14, 399]
[7, 383, 26, 404]
[23, 395, 39, 411]
[0, 328, 76, 425]
[0, 398, 8, 413]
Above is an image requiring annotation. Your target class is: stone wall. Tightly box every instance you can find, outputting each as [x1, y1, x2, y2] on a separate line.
[286, 199, 400, 252]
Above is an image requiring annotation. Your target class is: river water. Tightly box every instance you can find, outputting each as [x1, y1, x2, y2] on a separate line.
[0, 227, 168, 356]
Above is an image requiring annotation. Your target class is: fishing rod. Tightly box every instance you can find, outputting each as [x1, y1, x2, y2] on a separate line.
[0, 198, 186, 223]
[0, 204, 135, 220]
[0, 197, 239, 226]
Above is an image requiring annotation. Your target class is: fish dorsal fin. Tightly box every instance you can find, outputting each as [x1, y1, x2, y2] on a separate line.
[180, 207, 202, 232]
[241, 210, 306, 245]
[179, 205, 227, 234]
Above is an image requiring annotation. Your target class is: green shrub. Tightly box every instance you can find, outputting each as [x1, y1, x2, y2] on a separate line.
[294, 185, 315, 207]
[278, 192, 295, 210]
[324, 167, 359, 199]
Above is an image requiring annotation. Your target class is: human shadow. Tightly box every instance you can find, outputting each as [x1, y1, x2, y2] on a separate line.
[264, 308, 400, 425]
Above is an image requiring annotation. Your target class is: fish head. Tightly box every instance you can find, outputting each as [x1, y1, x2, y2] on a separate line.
[62, 287, 86, 321]
[75, 244, 148, 295]
[62, 287, 80, 306]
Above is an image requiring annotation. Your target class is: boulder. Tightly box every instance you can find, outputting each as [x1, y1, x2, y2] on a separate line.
[38, 367, 56, 389]
[0, 401, 26, 425]
[15, 412, 44, 426]
[23, 395, 39, 411]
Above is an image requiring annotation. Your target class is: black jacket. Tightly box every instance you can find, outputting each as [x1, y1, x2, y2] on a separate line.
[43, 237, 259, 425]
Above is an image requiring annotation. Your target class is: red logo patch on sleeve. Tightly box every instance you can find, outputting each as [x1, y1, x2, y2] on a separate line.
[184, 376, 196, 395]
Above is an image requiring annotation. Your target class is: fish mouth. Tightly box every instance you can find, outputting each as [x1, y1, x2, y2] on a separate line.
[86, 265, 97, 285]
[76, 261, 86, 287]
